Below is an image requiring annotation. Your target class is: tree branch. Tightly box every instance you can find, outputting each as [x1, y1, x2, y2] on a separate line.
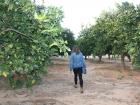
[0, 18, 6, 24]
[1, 28, 33, 40]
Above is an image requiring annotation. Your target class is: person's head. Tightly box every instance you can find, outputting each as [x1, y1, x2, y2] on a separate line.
[72, 45, 80, 54]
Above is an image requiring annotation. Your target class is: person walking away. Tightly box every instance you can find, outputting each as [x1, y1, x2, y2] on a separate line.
[69, 46, 86, 93]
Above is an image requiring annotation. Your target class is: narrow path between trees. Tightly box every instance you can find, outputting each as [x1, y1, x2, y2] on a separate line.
[0, 57, 140, 105]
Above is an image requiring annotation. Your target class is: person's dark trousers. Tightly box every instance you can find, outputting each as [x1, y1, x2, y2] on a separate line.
[73, 67, 83, 88]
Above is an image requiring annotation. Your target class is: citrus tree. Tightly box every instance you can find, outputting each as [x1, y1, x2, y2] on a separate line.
[77, 27, 94, 59]
[0, 0, 68, 88]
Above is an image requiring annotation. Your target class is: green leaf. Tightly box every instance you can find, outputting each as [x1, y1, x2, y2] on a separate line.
[8, 3, 13, 11]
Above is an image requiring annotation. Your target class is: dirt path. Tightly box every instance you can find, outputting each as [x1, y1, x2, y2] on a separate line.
[0, 57, 140, 105]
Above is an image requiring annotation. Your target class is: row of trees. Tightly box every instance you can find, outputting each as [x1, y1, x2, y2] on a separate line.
[78, 2, 140, 68]
[0, 0, 74, 88]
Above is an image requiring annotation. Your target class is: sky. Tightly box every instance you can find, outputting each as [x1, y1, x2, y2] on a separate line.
[36, 0, 140, 37]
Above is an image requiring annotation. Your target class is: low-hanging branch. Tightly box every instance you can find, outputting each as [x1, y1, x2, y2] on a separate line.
[1, 28, 33, 40]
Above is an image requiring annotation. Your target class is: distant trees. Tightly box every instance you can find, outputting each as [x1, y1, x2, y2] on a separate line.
[77, 27, 94, 59]
[60, 28, 75, 55]
[77, 2, 140, 68]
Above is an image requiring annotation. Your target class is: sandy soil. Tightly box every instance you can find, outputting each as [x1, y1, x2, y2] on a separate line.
[0, 57, 140, 105]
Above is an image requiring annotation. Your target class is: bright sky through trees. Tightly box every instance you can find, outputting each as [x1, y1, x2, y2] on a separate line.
[36, 0, 140, 37]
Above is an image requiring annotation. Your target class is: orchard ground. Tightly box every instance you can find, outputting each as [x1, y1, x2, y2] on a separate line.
[0, 57, 140, 105]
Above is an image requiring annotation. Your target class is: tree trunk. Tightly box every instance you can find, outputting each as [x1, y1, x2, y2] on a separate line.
[121, 54, 126, 69]
[127, 54, 131, 62]
[85, 56, 87, 60]
[108, 54, 111, 60]
[98, 55, 102, 62]
[121, 54, 125, 62]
